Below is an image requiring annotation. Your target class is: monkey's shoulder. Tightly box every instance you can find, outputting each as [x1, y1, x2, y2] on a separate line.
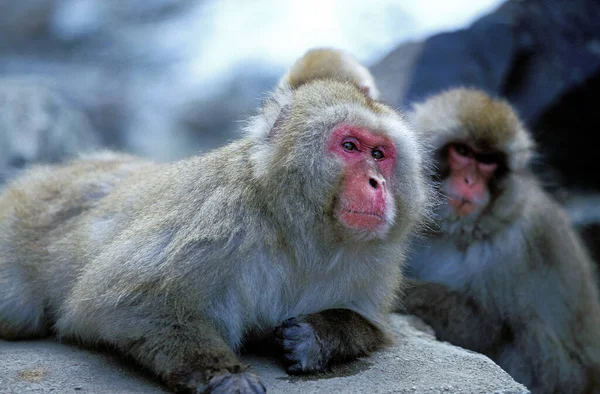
[0, 152, 154, 226]
[517, 182, 593, 265]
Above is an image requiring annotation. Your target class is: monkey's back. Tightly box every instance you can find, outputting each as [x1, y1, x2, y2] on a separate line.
[504, 182, 600, 392]
[0, 142, 292, 343]
[0, 152, 154, 338]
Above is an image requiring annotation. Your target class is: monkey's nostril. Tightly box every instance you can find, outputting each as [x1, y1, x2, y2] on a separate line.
[369, 178, 378, 189]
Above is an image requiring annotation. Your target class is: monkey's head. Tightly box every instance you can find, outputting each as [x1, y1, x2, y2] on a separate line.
[279, 48, 380, 100]
[248, 79, 429, 244]
[409, 88, 534, 238]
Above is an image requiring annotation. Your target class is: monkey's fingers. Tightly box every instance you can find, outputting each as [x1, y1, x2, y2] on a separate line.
[201, 371, 266, 394]
[273, 317, 329, 374]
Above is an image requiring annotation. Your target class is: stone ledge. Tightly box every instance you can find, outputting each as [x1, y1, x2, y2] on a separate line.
[0, 314, 528, 394]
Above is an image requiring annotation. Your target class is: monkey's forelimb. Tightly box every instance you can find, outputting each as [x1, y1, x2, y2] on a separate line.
[134, 320, 264, 393]
[398, 280, 508, 355]
[76, 312, 265, 394]
[274, 308, 388, 374]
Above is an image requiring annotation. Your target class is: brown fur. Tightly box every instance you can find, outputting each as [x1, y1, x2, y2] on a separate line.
[280, 48, 381, 100]
[401, 88, 600, 394]
[411, 87, 533, 171]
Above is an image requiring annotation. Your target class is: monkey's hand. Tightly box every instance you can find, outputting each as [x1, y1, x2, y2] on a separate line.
[167, 363, 266, 394]
[273, 309, 387, 375]
[201, 369, 266, 394]
[274, 316, 328, 374]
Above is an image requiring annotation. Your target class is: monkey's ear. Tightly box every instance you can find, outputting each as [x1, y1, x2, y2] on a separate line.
[359, 85, 374, 99]
[245, 87, 293, 141]
[268, 104, 291, 138]
[247, 89, 293, 180]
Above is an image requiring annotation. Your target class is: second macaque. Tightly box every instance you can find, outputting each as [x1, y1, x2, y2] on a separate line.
[399, 88, 600, 394]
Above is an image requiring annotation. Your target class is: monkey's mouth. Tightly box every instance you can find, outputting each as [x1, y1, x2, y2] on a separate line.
[338, 208, 386, 231]
[447, 194, 477, 216]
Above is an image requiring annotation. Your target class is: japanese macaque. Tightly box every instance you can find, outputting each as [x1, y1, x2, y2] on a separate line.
[399, 88, 600, 394]
[279, 48, 380, 99]
[0, 51, 431, 393]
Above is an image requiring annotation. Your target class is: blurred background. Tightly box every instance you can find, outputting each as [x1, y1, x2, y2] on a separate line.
[0, 0, 599, 259]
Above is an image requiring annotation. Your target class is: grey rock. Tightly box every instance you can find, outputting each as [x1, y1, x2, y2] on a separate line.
[370, 41, 424, 107]
[0, 0, 252, 162]
[0, 78, 100, 184]
[0, 314, 528, 394]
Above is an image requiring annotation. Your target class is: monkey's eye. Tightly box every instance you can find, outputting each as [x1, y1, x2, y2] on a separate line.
[342, 141, 357, 151]
[477, 153, 497, 165]
[453, 143, 470, 157]
[372, 149, 384, 160]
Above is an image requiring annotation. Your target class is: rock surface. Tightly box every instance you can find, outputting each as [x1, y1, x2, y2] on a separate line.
[0, 315, 529, 394]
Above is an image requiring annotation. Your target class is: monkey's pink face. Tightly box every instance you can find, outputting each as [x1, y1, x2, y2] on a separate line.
[328, 124, 396, 234]
[444, 143, 498, 216]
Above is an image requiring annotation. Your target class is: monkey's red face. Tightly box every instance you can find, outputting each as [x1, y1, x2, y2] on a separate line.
[328, 125, 396, 234]
[445, 143, 498, 216]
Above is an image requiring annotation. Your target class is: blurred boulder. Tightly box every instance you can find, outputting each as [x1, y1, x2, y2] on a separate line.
[0, 78, 99, 184]
[369, 41, 424, 109]
[175, 71, 275, 157]
[0, 0, 260, 162]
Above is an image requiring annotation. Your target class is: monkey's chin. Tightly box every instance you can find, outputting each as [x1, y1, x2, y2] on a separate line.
[337, 209, 388, 237]
[447, 196, 482, 217]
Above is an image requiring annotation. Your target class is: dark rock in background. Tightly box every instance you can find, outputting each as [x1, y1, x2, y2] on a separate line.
[532, 71, 600, 191]
[0, 78, 99, 184]
[581, 225, 600, 264]
[372, 0, 600, 261]
[368, 41, 424, 109]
